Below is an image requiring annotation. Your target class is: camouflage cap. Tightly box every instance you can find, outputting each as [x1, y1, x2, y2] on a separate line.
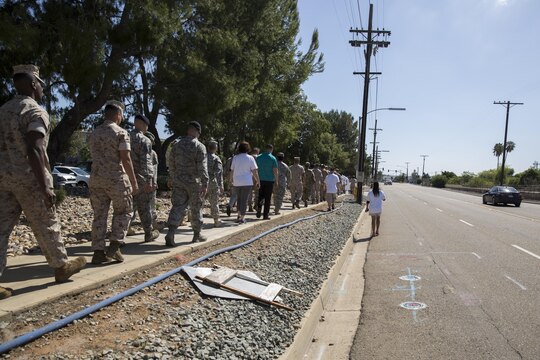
[13, 64, 45, 85]
[277, 152, 285, 157]
[208, 139, 218, 146]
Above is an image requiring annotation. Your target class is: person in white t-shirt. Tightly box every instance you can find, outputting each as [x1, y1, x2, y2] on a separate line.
[230, 141, 260, 224]
[324, 168, 341, 211]
[365, 181, 386, 237]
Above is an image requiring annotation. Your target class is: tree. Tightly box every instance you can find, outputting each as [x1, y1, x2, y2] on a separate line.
[493, 143, 504, 169]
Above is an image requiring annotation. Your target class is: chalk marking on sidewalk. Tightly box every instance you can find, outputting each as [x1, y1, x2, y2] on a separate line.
[339, 274, 349, 292]
[471, 252, 482, 259]
[436, 208, 443, 212]
[512, 245, 540, 261]
[504, 275, 527, 290]
[459, 219, 474, 227]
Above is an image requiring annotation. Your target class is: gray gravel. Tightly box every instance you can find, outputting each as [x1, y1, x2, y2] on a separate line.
[4, 200, 362, 360]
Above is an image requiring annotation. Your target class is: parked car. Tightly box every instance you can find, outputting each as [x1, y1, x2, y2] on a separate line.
[384, 180, 393, 185]
[53, 166, 90, 187]
[482, 186, 522, 207]
[52, 168, 77, 187]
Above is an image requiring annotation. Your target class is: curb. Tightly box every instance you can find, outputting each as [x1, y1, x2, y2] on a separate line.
[280, 206, 367, 359]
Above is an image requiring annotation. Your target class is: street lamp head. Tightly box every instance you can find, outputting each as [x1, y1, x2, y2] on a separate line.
[388, 107, 406, 111]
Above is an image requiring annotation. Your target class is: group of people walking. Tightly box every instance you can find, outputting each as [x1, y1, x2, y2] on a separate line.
[0, 64, 357, 300]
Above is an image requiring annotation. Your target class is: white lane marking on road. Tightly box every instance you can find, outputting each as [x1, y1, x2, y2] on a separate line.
[512, 245, 540, 261]
[436, 208, 443, 212]
[339, 274, 349, 292]
[504, 275, 527, 290]
[313, 344, 326, 360]
[423, 202, 428, 205]
[471, 252, 482, 259]
[459, 219, 474, 227]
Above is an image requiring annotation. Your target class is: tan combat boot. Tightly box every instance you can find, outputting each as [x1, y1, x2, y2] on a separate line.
[0, 286, 13, 300]
[55, 257, 87, 283]
[214, 219, 221, 228]
[126, 227, 137, 236]
[91, 250, 110, 265]
[192, 232, 207, 243]
[106, 241, 124, 262]
[144, 229, 160, 243]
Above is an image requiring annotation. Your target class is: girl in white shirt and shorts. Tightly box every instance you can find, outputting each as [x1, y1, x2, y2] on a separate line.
[365, 182, 386, 237]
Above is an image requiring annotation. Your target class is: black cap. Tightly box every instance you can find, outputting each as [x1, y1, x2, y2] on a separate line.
[134, 114, 150, 126]
[188, 121, 202, 134]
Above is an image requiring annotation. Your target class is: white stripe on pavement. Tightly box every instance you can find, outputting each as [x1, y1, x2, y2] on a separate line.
[504, 275, 527, 290]
[471, 252, 482, 259]
[512, 245, 540, 261]
[436, 208, 443, 212]
[459, 219, 474, 227]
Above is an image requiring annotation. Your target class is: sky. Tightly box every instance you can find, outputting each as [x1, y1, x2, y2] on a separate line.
[296, 0, 540, 176]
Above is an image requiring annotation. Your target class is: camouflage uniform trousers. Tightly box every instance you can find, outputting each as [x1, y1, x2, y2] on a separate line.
[273, 184, 287, 213]
[207, 180, 220, 220]
[90, 180, 133, 251]
[313, 181, 321, 203]
[290, 182, 303, 205]
[133, 189, 153, 232]
[303, 184, 314, 203]
[150, 190, 157, 224]
[0, 187, 69, 276]
[320, 184, 326, 203]
[168, 182, 203, 233]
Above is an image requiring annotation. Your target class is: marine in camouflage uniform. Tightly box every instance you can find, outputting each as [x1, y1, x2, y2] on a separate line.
[150, 147, 159, 229]
[303, 162, 316, 207]
[129, 115, 159, 242]
[289, 157, 305, 209]
[0, 65, 85, 297]
[165, 121, 209, 246]
[273, 153, 291, 215]
[320, 165, 329, 202]
[313, 164, 323, 203]
[206, 140, 223, 227]
[89, 100, 139, 264]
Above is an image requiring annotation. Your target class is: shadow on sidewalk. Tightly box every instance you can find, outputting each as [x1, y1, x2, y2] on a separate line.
[353, 236, 371, 244]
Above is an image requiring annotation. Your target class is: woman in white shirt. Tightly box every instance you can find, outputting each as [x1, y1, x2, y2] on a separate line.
[230, 141, 260, 224]
[365, 181, 386, 237]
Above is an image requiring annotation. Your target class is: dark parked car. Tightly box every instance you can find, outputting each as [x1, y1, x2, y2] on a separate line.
[482, 186, 522, 207]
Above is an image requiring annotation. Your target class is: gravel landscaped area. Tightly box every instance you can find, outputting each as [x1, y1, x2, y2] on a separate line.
[1, 198, 361, 359]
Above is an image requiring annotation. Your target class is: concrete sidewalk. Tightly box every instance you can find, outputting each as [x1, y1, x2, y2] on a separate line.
[0, 200, 324, 321]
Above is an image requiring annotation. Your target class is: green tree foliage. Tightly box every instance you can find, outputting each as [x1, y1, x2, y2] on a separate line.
[493, 143, 503, 169]
[431, 175, 447, 188]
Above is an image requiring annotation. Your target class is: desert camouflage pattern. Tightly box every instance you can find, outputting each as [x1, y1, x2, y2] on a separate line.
[0, 95, 68, 275]
[273, 161, 291, 213]
[89, 119, 133, 250]
[289, 163, 305, 205]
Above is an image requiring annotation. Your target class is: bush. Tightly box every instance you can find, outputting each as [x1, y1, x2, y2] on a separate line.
[55, 187, 67, 206]
[466, 177, 492, 188]
[431, 175, 447, 188]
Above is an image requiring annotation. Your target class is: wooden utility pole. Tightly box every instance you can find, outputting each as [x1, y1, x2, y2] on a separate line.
[493, 101, 523, 185]
[369, 119, 383, 179]
[350, 3, 391, 204]
[405, 162, 410, 183]
[420, 155, 429, 176]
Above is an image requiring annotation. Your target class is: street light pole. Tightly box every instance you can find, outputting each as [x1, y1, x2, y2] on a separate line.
[405, 162, 410, 183]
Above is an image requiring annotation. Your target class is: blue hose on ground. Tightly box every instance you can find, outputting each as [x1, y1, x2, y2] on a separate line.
[0, 202, 345, 354]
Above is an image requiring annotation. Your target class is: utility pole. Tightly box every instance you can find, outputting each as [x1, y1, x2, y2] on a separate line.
[420, 155, 429, 176]
[494, 101, 523, 185]
[369, 119, 383, 179]
[350, 3, 391, 204]
[405, 162, 410, 183]
[534, 161, 539, 170]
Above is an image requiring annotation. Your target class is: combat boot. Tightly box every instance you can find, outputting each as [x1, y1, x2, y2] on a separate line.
[106, 241, 124, 262]
[214, 219, 221, 228]
[91, 250, 110, 265]
[127, 227, 136, 236]
[144, 229, 160, 243]
[192, 232, 207, 243]
[0, 286, 13, 300]
[304, 200, 308, 208]
[55, 257, 87, 283]
[165, 227, 176, 247]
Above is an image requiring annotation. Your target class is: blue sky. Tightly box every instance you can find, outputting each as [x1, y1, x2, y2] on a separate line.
[297, 0, 540, 175]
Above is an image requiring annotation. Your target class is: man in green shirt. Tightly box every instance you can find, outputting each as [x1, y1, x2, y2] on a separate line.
[255, 144, 278, 220]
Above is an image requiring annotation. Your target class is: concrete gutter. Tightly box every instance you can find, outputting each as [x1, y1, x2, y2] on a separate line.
[280, 208, 368, 360]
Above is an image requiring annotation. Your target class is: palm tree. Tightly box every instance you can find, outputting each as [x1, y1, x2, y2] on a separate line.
[493, 143, 504, 169]
[505, 141, 516, 154]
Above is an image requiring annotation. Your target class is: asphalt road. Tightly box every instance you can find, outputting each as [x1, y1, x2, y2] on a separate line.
[350, 183, 540, 360]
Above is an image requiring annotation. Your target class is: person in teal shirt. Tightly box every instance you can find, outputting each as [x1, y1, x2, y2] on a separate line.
[255, 144, 279, 219]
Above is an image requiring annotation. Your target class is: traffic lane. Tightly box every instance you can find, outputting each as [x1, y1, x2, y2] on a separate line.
[355, 186, 539, 359]
[387, 184, 540, 257]
[351, 191, 522, 359]
[389, 183, 540, 221]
